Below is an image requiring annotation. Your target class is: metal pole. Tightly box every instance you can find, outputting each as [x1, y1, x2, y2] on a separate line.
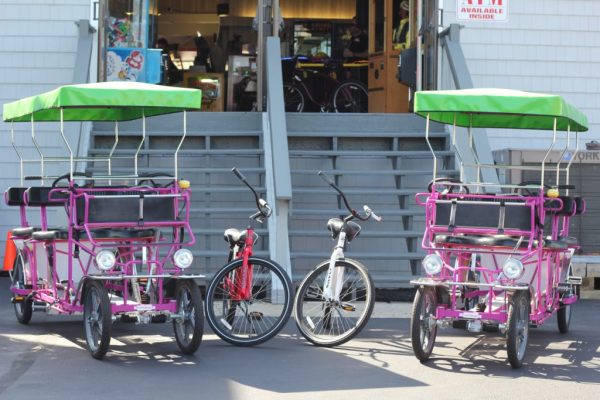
[425, 113, 437, 181]
[134, 110, 146, 181]
[555, 125, 570, 187]
[59, 108, 74, 181]
[30, 115, 44, 184]
[11, 123, 24, 186]
[257, 0, 265, 112]
[108, 120, 120, 185]
[565, 128, 578, 197]
[272, 0, 280, 37]
[540, 117, 557, 189]
[174, 110, 187, 182]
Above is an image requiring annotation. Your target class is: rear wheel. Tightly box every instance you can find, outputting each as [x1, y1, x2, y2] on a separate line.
[11, 253, 33, 325]
[410, 286, 438, 361]
[294, 259, 374, 347]
[173, 279, 204, 355]
[283, 83, 305, 112]
[332, 81, 368, 113]
[506, 291, 530, 368]
[83, 280, 112, 359]
[206, 257, 293, 346]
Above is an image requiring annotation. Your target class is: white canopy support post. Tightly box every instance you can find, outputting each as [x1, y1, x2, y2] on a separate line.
[425, 113, 437, 182]
[134, 110, 147, 183]
[541, 117, 558, 190]
[451, 113, 465, 182]
[11, 122, 24, 186]
[107, 120, 120, 185]
[174, 110, 187, 183]
[59, 108, 74, 181]
[30, 115, 44, 185]
[467, 114, 481, 192]
[555, 124, 571, 187]
[565, 130, 579, 197]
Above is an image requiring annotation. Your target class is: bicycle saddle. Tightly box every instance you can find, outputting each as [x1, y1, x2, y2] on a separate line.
[223, 228, 247, 246]
[327, 218, 361, 242]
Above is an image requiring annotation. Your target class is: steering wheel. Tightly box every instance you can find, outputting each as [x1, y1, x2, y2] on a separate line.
[513, 181, 551, 197]
[52, 172, 93, 189]
[137, 172, 174, 188]
[427, 177, 469, 194]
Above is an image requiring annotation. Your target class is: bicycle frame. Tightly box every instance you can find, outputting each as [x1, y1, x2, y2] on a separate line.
[323, 224, 349, 302]
[226, 227, 256, 301]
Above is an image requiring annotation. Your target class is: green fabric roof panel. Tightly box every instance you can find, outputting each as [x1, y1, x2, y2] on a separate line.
[3, 81, 202, 122]
[414, 88, 588, 132]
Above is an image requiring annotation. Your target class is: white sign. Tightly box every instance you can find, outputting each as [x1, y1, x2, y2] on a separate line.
[457, 0, 508, 22]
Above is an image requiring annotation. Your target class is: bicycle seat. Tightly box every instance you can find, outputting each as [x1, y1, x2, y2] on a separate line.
[327, 218, 361, 242]
[224, 228, 247, 246]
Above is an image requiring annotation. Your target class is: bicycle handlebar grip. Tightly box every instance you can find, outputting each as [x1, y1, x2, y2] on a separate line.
[232, 167, 247, 182]
[318, 170, 336, 187]
[363, 205, 383, 222]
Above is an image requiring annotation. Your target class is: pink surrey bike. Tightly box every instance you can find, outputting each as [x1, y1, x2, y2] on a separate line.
[4, 82, 205, 359]
[410, 89, 587, 368]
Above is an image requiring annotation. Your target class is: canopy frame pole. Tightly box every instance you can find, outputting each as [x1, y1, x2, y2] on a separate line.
[565, 129, 578, 197]
[59, 108, 74, 181]
[452, 114, 464, 182]
[30, 115, 45, 185]
[541, 117, 558, 190]
[174, 110, 187, 183]
[555, 124, 571, 188]
[134, 110, 147, 184]
[107, 121, 120, 186]
[467, 114, 481, 192]
[425, 113, 437, 182]
[11, 122, 24, 186]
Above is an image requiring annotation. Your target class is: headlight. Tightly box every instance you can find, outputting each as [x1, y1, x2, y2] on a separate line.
[174, 248, 193, 269]
[95, 250, 116, 271]
[422, 254, 443, 275]
[502, 258, 524, 280]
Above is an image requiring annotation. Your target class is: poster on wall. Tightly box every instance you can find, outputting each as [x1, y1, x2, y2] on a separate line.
[456, 0, 509, 22]
[106, 48, 161, 83]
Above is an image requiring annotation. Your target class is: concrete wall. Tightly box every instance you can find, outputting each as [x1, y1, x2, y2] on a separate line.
[441, 0, 600, 150]
[0, 0, 91, 259]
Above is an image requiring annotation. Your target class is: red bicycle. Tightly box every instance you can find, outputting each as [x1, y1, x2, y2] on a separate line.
[204, 168, 293, 346]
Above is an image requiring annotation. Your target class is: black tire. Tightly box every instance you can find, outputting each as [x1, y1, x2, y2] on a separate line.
[506, 291, 530, 368]
[206, 257, 293, 346]
[173, 279, 204, 354]
[83, 280, 112, 359]
[332, 80, 368, 113]
[11, 253, 33, 325]
[557, 302, 571, 334]
[294, 259, 374, 347]
[283, 83, 305, 112]
[410, 286, 438, 361]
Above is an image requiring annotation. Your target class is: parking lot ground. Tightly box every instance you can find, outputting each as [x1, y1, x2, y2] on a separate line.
[1, 276, 598, 400]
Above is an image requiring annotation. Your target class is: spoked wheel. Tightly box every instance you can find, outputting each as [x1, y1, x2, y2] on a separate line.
[294, 259, 374, 347]
[410, 286, 438, 361]
[206, 257, 293, 346]
[506, 291, 530, 368]
[83, 280, 112, 359]
[283, 83, 305, 112]
[332, 81, 368, 113]
[173, 279, 204, 355]
[11, 252, 33, 324]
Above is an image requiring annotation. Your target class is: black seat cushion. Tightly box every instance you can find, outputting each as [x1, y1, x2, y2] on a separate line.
[32, 228, 157, 241]
[435, 234, 536, 248]
[574, 197, 585, 215]
[6, 187, 28, 206]
[26, 187, 68, 207]
[327, 218, 361, 242]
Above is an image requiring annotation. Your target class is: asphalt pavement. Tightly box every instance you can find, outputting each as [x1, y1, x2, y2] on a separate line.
[0, 276, 598, 400]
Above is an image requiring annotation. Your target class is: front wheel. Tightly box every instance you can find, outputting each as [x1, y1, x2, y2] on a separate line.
[332, 81, 368, 113]
[506, 291, 530, 368]
[410, 286, 438, 361]
[294, 259, 374, 347]
[173, 279, 204, 355]
[205, 257, 293, 346]
[11, 252, 33, 324]
[83, 280, 112, 359]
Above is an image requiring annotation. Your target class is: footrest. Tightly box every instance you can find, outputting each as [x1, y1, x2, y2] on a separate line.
[12, 227, 36, 237]
[31, 230, 59, 241]
[567, 275, 582, 285]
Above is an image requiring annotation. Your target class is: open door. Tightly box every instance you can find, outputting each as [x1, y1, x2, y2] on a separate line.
[368, 0, 412, 113]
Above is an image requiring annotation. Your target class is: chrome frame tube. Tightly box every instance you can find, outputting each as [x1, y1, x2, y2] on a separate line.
[107, 121, 120, 185]
[540, 117, 557, 188]
[59, 108, 74, 180]
[452, 114, 465, 182]
[10, 122, 24, 186]
[30, 115, 44, 184]
[134, 110, 146, 183]
[555, 125, 570, 187]
[425, 113, 437, 181]
[467, 115, 482, 192]
[565, 131, 579, 196]
[173, 110, 187, 182]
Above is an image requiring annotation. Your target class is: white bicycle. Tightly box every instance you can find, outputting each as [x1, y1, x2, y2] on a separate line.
[294, 171, 381, 346]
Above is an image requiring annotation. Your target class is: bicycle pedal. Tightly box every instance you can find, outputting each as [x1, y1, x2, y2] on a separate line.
[249, 311, 263, 320]
[341, 303, 356, 312]
[11, 295, 25, 303]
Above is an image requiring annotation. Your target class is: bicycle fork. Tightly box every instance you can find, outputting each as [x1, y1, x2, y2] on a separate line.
[323, 232, 346, 302]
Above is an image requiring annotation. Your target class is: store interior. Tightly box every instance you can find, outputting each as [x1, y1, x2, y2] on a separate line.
[101, 0, 421, 113]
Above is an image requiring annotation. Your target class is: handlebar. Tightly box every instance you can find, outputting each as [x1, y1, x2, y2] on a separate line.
[318, 171, 382, 222]
[232, 167, 272, 221]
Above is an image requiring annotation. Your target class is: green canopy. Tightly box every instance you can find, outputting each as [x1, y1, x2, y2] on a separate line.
[3, 81, 202, 122]
[414, 88, 588, 132]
